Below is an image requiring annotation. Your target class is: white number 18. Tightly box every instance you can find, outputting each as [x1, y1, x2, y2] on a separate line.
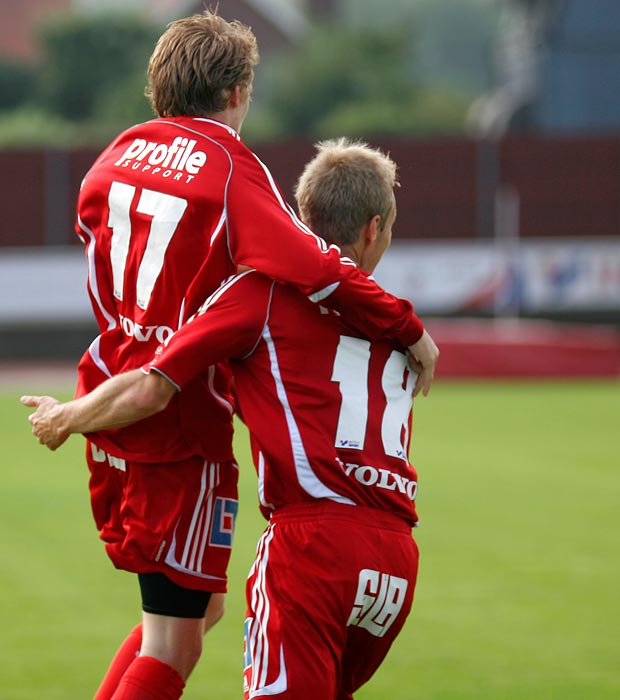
[331, 336, 415, 461]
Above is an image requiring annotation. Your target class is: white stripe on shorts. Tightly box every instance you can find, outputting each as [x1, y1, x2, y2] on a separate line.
[247, 525, 288, 698]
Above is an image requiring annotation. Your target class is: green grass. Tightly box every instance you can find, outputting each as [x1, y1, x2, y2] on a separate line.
[2, 380, 619, 699]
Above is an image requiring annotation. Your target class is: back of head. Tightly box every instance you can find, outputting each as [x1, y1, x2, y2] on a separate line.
[295, 138, 398, 247]
[146, 10, 259, 118]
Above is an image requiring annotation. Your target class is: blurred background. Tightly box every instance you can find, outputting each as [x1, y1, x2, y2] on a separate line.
[0, 0, 619, 378]
[1, 5, 618, 699]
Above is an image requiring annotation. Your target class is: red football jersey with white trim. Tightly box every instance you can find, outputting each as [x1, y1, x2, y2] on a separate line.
[76, 116, 423, 462]
[147, 271, 419, 526]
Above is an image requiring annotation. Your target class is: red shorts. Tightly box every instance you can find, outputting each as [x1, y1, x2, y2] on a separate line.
[86, 441, 238, 593]
[243, 501, 419, 700]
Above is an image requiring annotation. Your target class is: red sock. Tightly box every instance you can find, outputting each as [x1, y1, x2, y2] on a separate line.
[94, 624, 143, 700]
[110, 656, 185, 700]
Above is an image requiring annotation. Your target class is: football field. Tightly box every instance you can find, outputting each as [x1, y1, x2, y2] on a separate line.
[2, 379, 618, 699]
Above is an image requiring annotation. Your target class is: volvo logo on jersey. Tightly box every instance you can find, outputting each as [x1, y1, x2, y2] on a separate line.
[114, 137, 207, 183]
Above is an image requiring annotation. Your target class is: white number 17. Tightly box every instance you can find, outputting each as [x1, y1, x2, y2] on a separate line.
[108, 181, 188, 310]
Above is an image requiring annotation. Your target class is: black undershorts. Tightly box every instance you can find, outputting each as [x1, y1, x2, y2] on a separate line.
[139, 572, 212, 619]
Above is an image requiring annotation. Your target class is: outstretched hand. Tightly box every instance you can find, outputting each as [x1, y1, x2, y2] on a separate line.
[407, 329, 440, 398]
[21, 395, 69, 451]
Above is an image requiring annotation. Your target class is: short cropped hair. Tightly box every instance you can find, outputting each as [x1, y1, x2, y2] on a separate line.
[295, 138, 398, 247]
[146, 10, 259, 117]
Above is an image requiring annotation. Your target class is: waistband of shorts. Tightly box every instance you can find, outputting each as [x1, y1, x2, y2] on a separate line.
[269, 501, 413, 534]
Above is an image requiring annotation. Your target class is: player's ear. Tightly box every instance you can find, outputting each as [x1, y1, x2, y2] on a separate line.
[358, 215, 383, 273]
[365, 214, 382, 246]
[228, 85, 243, 108]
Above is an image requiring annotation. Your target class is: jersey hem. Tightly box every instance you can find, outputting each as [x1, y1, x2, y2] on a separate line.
[269, 501, 415, 532]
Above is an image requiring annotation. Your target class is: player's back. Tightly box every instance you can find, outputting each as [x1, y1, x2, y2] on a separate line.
[77, 117, 245, 377]
[76, 117, 246, 462]
[231, 279, 420, 526]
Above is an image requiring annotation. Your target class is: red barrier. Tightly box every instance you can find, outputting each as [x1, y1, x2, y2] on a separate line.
[2, 136, 620, 247]
[427, 319, 620, 378]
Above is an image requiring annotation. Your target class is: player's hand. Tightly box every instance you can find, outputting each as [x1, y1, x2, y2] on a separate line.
[20, 395, 70, 451]
[407, 329, 439, 397]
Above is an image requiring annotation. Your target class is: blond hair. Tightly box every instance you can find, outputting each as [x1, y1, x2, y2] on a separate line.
[146, 10, 259, 117]
[295, 138, 398, 246]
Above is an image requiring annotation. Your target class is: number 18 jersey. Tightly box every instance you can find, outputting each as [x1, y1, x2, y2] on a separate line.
[147, 270, 420, 527]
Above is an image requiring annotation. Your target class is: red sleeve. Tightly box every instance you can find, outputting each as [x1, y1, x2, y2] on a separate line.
[146, 271, 272, 388]
[226, 151, 424, 346]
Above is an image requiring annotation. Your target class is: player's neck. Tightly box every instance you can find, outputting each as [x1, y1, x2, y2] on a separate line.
[339, 244, 362, 269]
[208, 87, 250, 134]
[204, 110, 242, 134]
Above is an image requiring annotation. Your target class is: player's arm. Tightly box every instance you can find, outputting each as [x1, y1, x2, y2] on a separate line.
[227, 157, 438, 394]
[145, 271, 273, 388]
[21, 370, 175, 451]
[22, 272, 273, 450]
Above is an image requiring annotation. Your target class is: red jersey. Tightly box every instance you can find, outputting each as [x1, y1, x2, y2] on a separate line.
[147, 270, 419, 526]
[76, 116, 423, 462]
